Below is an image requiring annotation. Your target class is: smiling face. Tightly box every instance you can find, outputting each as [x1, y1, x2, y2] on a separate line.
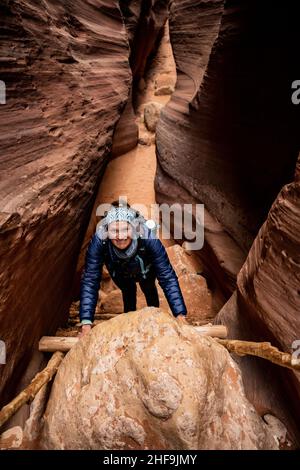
[108, 220, 133, 250]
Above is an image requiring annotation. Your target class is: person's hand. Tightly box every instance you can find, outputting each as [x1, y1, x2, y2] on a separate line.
[176, 314, 188, 324]
[78, 324, 92, 338]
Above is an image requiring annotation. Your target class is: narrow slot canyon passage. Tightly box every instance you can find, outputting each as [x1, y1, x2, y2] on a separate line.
[68, 23, 214, 337]
[83, 22, 176, 245]
[0, 0, 300, 453]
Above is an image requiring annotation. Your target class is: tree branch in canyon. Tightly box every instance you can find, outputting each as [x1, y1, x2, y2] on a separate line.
[216, 339, 300, 372]
[0, 351, 64, 429]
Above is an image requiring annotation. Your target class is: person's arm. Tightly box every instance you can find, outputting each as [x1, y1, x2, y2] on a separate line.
[78, 233, 104, 336]
[145, 237, 187, 318]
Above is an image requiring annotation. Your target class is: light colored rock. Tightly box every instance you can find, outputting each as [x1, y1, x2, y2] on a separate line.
[144, 102, 164, 132]
[102, 265, 111, 281]
[154, 72, 175, 90]
[40, 308, 278, 450]
[157, 244, 212, 324]
[154, 85, 175, 96]
[155, 276, 213, 325]
[100, 288, 124, 314]
[23, 382, 50, 442]
[0, 426, 23, 450]
[177, 273, 212, 324]
[263, 414, 288, 447]
[138, 136, 152, 146]
[100, 278, 115, 296]
[138, 132, 156, 146]
[167, 244, 203, 276]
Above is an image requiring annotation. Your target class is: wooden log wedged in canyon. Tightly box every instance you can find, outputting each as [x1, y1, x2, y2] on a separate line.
[39, 337, 79, 353]
[39, 325, 228, 353]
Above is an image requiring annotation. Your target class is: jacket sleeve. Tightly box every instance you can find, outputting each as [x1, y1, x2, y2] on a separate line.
[145, 237, 187, 317]
[79, 233, 104, 323]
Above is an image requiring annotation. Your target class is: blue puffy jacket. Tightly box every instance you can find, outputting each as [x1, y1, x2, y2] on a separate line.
[79, 231, 187, 322]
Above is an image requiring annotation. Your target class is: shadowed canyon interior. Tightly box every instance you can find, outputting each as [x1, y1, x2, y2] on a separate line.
[0, 0, 299, 449]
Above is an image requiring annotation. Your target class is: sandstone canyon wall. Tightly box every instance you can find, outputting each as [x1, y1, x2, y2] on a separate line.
[0, 0, 168, 408]
[155, 0, 300, 298]
[216, 153, 300, 443]
[112, 0, 169, 156]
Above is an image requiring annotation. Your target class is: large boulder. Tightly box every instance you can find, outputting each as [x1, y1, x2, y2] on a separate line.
[40, 308, 278, 450]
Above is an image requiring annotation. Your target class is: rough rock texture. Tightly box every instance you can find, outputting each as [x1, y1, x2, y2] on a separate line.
[0, 426, 23, 450]
[154, 84, 174, 96]
[144, 101, 163, 132]
[216, 154, 300, 446]
[111, 0, 170, 156]
[120, 0, 169, 82]
[155, 170, 246, 311]
[23, 382, 50, 443]
[0, 0, 132, 407]
[138, 131, 156, 146]
[154, 244, 212, 324]
[263, 415, 289, 448]
[167, 243, 203, 278]
[0, 382, 50, 450]
[111, 90, 138, 158]
[237, 154, 300, 364]
[40, 308, 278, 450]
[155, 0, 300, 296]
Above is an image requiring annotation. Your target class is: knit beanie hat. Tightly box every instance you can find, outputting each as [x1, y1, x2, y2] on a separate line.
[103, 206, 137, 226]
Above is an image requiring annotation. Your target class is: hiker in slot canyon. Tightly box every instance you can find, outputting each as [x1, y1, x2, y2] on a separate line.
[78, 200, 188, 337]
[1, 0, 300, 455]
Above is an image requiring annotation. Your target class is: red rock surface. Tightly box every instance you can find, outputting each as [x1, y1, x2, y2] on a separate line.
[112, 0, 170, 157]
[155, 0, 299, 296]
[216, 154, 300, 445]
[238, 154, 300, 365]
[121, 0, 169, 82]
[0, 0, 132, 408]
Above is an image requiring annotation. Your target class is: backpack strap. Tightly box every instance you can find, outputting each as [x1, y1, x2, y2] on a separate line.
[135, 236, 153, 279]
[135, 254, 152, 279]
